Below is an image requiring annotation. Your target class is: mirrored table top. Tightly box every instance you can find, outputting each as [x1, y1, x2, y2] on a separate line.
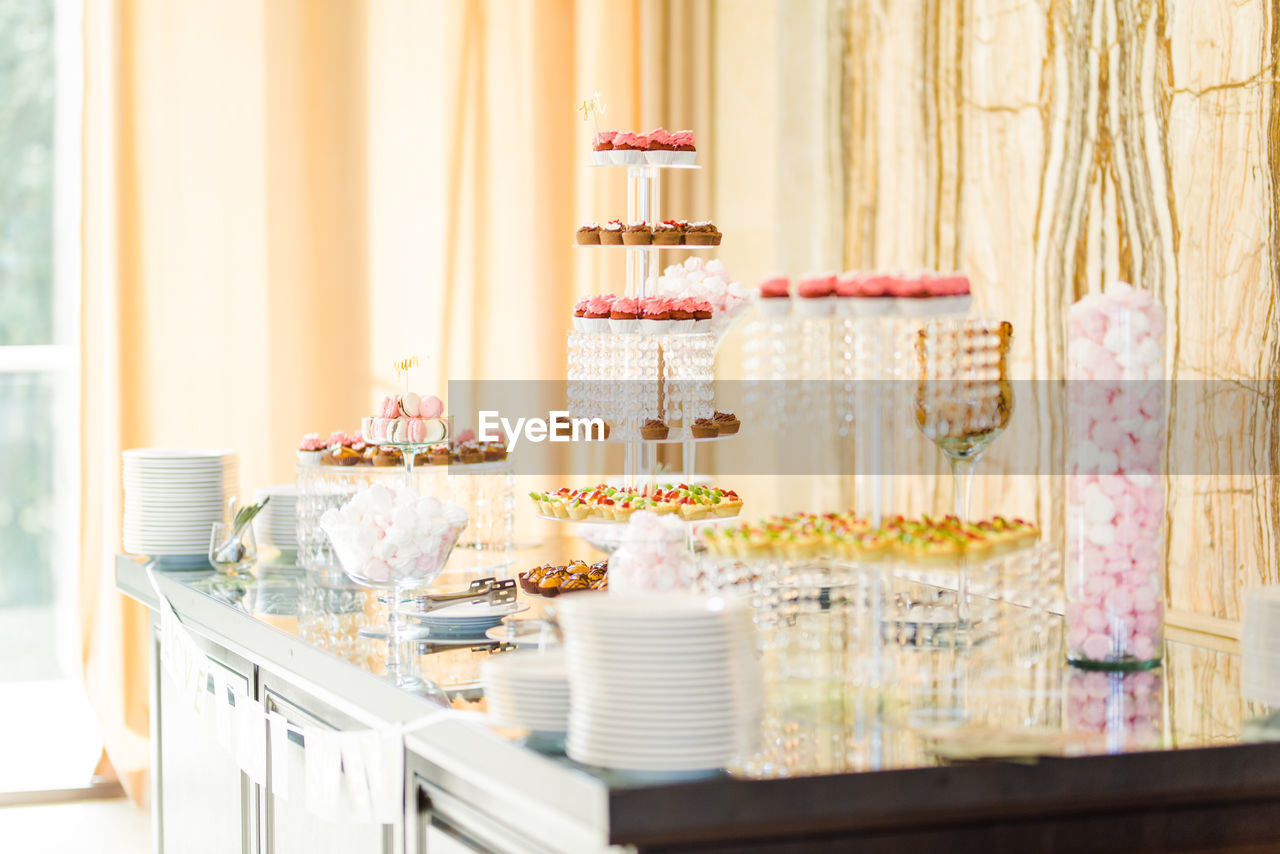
[127, 536, 1280, 788]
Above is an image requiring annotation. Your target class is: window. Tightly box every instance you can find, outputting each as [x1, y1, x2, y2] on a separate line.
[0, 0, 96, 794]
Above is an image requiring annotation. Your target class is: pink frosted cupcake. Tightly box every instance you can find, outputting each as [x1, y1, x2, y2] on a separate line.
[757, 275, 791, 318]
[297, 432, 328, 465]
[671, 130, 697, 166]
[610, 131, 647, 166]
[690, 298, 713, 333]
[836, 271, 897, 317]
[592, 130, 618, 166]
[889, 272, 934, 316]
[573, 296, 591, 330]
[795, 273, 836, 317]
[582, 294, 615, 333]
[932, 271, 973, 316]
[644, 128, 679, 165]
[609, 296, 641, 334]
[640, 297, 673, 335]
[667, 297, 698, 333]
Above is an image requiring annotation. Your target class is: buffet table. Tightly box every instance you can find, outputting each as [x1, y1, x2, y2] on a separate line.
[118, 551, 1280, 854]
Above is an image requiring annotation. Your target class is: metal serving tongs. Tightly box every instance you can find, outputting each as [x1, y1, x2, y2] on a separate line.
[409, 577, 517, 615]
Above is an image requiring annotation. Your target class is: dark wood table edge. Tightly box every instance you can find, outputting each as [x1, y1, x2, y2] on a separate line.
[608, 741, 1280, 849]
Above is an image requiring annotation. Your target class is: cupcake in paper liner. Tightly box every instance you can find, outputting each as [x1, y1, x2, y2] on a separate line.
[670, 130, 697, 166]
[889, 272, 938, 317]
[591, 130, 617, 167]
[929, 272, 973, 316]
[608, 296, 641, 334]
[296, 433, 328, 466]
[581, 294, 616, 333]
[609, 131, 647, 165]
[756, 275, 792, 317]
[835, 272, 896, 316]
[667, 297, 698, 333]
[794, 273, 836, 317]
[572, 296, 591, 331]
[691, 298, 713, 334]
[639, 296, 673, 335]
[643, 127, 680, 165]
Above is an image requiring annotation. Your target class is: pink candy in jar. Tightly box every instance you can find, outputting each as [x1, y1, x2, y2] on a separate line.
[1066, 282, 1166, 669]
[608, 511, 694, 594]
[1066, 669, 1162, 751]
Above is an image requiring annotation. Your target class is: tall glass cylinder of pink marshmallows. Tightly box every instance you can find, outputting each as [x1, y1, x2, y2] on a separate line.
[1065, 282, 1166, 670]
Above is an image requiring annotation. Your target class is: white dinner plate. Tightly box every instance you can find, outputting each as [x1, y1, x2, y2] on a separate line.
[567, 732, 744, 755]
[123, 447, 236, 459]
[558, 592, 747, 617]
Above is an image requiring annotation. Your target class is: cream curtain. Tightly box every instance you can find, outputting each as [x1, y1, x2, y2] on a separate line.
[81, 0, 712, 805]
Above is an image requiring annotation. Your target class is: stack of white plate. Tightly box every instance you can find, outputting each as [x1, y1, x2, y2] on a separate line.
[122, 448, 238, 558]
[559, 593, 762, 773]
[1243, 587, 1280, 706]
[411, 601, 528, 640]
[253, 485, 298, 550]
[481, 650, 570, 733]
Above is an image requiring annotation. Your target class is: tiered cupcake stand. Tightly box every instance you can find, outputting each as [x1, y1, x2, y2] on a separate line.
[564, 160, 732, 494]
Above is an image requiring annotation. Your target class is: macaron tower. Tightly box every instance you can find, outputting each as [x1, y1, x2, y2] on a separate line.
[362, 392, 450, 446]
[1064, 282, 1167, 669]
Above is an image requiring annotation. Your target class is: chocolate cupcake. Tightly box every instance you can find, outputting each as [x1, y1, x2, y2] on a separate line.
[458, 442, 485, 464]
[427, 444, 451, 465]
[690, 418, 720, 438]
[576, 222, 601, 245]
[684, 221, 721, 245]
[371, 447, 403, 466]
[621, 222, 653, 245]
[713, 411, 741, 435]
[652, 220, 684, 245]
[600, 220, 624, 245]
[329, 446, 362, 466]
[640, 418, 670, 440]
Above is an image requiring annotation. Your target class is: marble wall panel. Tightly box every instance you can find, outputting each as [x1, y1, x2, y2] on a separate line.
[832, 0, 1280, 623]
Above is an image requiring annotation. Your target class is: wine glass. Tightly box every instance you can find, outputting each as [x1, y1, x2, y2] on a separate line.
[913, 318, 1013, 521]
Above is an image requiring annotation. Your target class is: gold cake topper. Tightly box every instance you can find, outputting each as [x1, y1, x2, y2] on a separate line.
[578, 92, 606, 134]
[393, 355, 420, 377]
[394, 355, 422, 392]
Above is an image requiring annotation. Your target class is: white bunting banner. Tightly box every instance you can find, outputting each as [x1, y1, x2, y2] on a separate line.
[235, 696, 267, 786]
[147, 562, 480, 827]
[367, 729, 406, 826]
[268, 711, 291, 800]
[213, 672, 234, 752]
[337, 731, 374, 824]
[304, 728, 343, 817]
